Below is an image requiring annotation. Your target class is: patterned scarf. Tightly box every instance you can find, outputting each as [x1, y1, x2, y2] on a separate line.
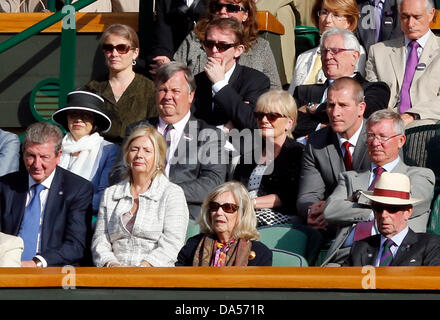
[192, 234, 252, 266]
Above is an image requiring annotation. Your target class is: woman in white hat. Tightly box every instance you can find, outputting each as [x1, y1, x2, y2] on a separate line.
[52, 90, 120, 215]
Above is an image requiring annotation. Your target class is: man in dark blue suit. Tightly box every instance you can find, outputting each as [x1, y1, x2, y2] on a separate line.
[0, 122, 93, 267]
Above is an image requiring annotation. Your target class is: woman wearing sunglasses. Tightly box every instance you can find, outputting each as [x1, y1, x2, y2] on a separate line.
[92, 126, 189, 267]
[151, 0, 281, 89]
[176, 181, 272, 266]
[83, 24, 157, 144]
[288, 0, 366, 94]
[233, 89, 304, 226]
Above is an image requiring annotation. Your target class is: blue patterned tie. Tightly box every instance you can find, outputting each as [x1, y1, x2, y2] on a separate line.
[19, 184, 45, 261]
[379, 238, 395, 266]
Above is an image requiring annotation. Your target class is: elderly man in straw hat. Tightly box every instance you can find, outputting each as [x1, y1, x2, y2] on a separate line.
[322, 109, 435, 266]
[344, 172, 440, 266]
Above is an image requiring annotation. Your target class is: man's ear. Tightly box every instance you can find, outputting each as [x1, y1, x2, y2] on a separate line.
[234, 45, 245, 59]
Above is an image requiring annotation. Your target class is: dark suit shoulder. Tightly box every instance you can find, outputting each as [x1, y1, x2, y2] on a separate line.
[56, 166, 93, 188]
[250, 240, 272, 266]
[306, 126, 335, 148]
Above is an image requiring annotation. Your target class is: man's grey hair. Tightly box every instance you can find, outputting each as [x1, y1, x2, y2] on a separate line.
[154, 61, 197, 93]
[22, 122, 64, 154]
[397, 0, 435, 12]
[366, 109, 406, 135]
[320, 27, 361, 53]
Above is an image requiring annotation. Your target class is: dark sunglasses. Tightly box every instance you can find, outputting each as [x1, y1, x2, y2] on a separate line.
[208, 201, 239, 213]
[102, 44, 134, 54]
[253, 112, 285, 122]
[213, 2, 247, 13]
[202, 40, 238, 52]
[371, 203, 409, 214]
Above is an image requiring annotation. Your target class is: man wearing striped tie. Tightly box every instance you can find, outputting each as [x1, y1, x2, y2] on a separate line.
[321, 109, 435, 266]
[343, 172, 440, 266]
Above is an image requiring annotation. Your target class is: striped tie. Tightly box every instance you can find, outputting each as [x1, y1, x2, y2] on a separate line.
[163, 124, 173, 164]
[379, 238, 395, 266]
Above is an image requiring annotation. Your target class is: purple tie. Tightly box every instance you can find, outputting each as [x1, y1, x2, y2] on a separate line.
[369, 167, 385, 191]
[400, 41, 420, 113]
[379, 238, 395, 266]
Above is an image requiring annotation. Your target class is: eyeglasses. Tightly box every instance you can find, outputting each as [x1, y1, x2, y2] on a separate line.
[202, 40, 238, 52]
[320, 47, 355, 56]
[366, 133, 401, 144]
[208, 201, 239, 213]
[372, 203, 407, 214]
[213, 2, 247, 13]
[102, 44, 134, 54]
[253, 112, 285, 122]
[317, 9, 347, 21]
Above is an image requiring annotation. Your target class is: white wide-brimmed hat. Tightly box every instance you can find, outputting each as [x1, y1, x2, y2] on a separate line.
[360, 172, 422, 205]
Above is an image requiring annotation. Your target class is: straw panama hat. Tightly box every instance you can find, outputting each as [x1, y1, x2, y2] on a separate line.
[52, 91, 112, 133]
[360, 172, 422, 205]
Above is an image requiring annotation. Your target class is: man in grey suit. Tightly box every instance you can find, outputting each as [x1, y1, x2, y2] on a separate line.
[0, 129, 20, 177]
[297, 77, 371, 231]
[109, 62, 227, 220]
[322, 109, 435, 265]
[365, 0, 439, 128]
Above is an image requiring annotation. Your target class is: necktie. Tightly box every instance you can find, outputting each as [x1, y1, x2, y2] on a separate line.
[400, 41, 420, 113]
[353, 167, 386, 241]
[19, 184, 45, 261]
[373, 0, 384, 43]
[163, 124, 174, 164]
[343, 141, 353, 171]
[369, 167, 385, 191]
[379, 238, 395, 266]
[304, 53, 322, 85]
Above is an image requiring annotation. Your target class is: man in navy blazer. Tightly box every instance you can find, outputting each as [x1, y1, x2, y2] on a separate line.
[344, 172, 440, 266]
[0, 122, 93, 267]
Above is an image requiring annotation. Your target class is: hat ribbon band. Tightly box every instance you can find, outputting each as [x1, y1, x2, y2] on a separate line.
[373, 188, 410, 200]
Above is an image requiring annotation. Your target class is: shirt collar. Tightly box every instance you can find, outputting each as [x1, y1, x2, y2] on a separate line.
[380, 226, 409, 249]
[404, 30, 432, 49]
[28, 166, 57, 190]
[224, 63, 236, 83]
[371, 156, 400, 172]
[158, 111, 191, 135]
[337, 120, 364, 148]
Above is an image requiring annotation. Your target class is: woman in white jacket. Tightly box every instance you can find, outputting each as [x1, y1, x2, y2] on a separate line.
[92, 126, 189, 267]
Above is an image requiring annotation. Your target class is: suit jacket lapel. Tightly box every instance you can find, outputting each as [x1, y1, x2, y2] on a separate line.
[326, 130, 345, 182]
[390, 37, 406, 90]
[364, 239, 380, 266]
[9, 172, 29, 235]
[352, 121, 369, 170]
[168, 116, 198, 179]
[391, 229, 417, 266]
[414, 33, 439, 83]
[40, 167, 63, 250]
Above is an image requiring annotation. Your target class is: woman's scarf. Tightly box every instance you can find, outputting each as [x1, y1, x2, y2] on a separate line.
[59, 132, 103, 180]
[192, 234, 252, 266]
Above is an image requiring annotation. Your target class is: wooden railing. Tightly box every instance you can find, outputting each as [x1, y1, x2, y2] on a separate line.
[1, 266, 440, 290]
[0, 11, 283, 34]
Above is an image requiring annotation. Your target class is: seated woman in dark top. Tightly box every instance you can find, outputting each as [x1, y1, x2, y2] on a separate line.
[176, 181, 272, 266]
[83, 23, 157, 144]
[233, 89, 304, 226]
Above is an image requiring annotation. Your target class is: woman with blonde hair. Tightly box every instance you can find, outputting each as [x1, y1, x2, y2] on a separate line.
[176, 181, 272, 266]
[92, 125, 189, 267]
[233, 89, 304, 226]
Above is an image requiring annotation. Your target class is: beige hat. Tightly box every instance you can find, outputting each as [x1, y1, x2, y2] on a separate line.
[360, 172, 422, 205]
